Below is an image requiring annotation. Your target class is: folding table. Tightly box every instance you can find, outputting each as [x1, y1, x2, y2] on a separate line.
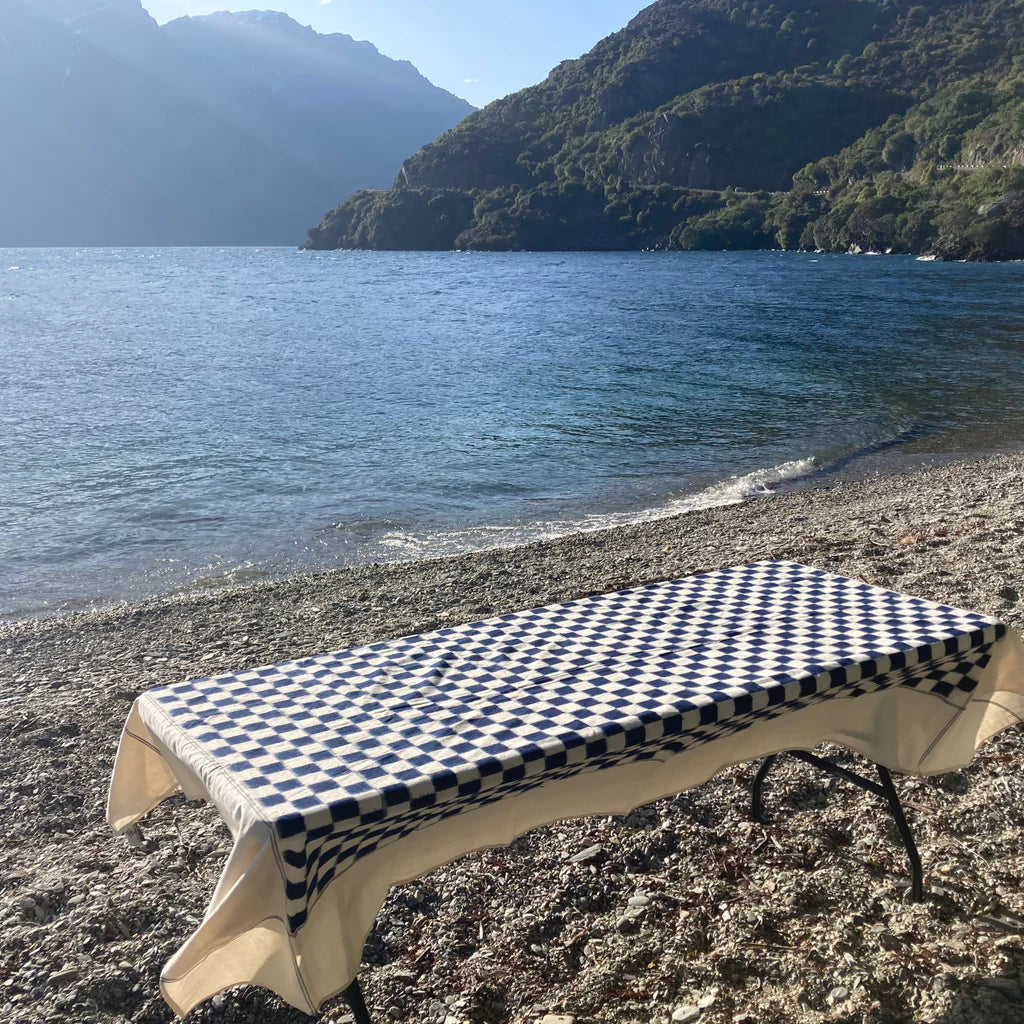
[107, 561, 1024, 1019]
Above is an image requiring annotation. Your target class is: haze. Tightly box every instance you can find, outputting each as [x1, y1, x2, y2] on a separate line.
[142, 0, 648, 107]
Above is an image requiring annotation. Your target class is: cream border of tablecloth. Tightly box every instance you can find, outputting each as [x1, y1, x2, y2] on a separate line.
[107, 632, 1024, 1017]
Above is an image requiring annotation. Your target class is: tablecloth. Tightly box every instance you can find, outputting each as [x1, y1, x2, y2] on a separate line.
[107, 561, 1024, 1016]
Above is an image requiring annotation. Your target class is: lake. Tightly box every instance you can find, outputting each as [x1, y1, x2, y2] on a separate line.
[3, 247, 1023, 619]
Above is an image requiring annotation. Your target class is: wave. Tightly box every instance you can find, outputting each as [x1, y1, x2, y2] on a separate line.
[666, 457, 817, 513]
[362, 456, 818, 563]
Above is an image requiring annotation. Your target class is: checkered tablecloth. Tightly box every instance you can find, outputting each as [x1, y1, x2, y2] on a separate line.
[107, 561, 1024, 1017]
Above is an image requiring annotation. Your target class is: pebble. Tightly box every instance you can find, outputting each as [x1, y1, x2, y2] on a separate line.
[537, 1016, 575, 1024]
[627, 895, 651, 908]
[697, 988, 718, 1009]
[47, 969, 78, 987]
[826, 985, 851, 1006]
[671, 1006, 700, 1023]
[567, 844, 604, 864]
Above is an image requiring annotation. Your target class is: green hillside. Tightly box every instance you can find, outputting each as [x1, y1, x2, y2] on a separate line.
[306, 0, 1024, 258]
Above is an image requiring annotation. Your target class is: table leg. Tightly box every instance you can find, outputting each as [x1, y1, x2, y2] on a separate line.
[748, 750, 924, 902]
[875, 765, 924, 902]
[751, 754, 778, 822]
[342, 978, 373, 1024]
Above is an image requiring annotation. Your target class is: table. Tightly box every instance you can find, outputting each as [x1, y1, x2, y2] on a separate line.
[107, 561, 1024, 1019]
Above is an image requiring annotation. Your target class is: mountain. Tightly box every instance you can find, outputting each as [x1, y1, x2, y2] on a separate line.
[0, 0, 473, 245]
[306, 0, 1024, 260]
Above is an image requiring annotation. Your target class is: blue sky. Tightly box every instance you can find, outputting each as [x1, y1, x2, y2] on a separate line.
[142, 0, 648, 107]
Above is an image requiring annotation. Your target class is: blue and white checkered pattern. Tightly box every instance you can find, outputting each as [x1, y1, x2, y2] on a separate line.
[145, 561, 1004, 932]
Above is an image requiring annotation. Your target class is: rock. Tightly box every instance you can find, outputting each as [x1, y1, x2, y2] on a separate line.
[615, 915, 638, 934]
[671, 1006, 700, 1023]
[388, 1006, 405, 1020]
[567, 844, 604, 864]
[826, 985, 850, 1006]
[977, 201, 1007, 219]
[697, 988, 718, 1009]
[537, 1016, 575, 1024]
[998, 585, 1020, 605]
[47, 968, 78, 987]
[628, 894, 651, 908]
[211, 993, 227, 1011]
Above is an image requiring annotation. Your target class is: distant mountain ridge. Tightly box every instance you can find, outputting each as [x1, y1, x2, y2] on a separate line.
[0, 0, 473, 245]
[307, 0, 1024, 260]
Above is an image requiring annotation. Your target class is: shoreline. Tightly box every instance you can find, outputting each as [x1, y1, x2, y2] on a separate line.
[2, 452, 1023, 1024]
[7, 427, 1024, 627]
[2, 450, 1022, 642]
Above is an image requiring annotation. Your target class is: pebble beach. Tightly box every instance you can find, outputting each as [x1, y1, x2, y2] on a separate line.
[2, 452, 1024, 1024]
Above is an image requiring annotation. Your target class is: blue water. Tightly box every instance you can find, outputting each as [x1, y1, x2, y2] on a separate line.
[3, 248, 1024, 619]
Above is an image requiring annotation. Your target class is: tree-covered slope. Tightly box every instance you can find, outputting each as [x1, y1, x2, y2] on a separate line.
[307, 0, 1024, 259]
[0, 1, 473, 245]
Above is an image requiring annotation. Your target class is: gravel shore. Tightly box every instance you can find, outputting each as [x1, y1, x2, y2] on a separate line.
[2, 453, 1023, 1024]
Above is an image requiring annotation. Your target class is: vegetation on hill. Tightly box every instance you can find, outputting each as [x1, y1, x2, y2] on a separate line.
[306, 0, 1024, 259]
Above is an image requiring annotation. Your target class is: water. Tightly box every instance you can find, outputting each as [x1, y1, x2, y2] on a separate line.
[3, 248, 1024, 619]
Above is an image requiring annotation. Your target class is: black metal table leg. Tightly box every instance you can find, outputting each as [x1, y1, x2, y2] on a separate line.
[342, 978, 373, 1024]
[876, 764, 924, 902]
[751, 754, 778, 822]
[748, 750, 925, 901]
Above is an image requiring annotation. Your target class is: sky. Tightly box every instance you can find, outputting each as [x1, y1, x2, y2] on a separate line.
[141, 0, 648, 108]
